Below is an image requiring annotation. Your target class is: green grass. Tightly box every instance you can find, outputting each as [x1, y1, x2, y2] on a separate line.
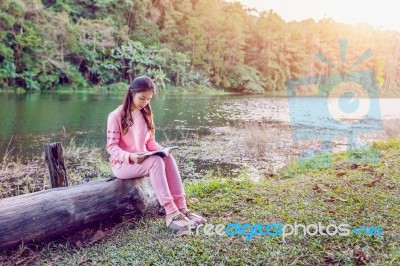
[160, 85, 233, 96]
[0, 83, 232, 96]
[1, 140, 400, 265]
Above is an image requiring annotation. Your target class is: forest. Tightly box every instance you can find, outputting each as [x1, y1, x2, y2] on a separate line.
[1, 0, 400, 94]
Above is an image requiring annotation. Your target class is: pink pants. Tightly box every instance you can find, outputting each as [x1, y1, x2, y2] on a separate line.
[112, 155, 187, 215]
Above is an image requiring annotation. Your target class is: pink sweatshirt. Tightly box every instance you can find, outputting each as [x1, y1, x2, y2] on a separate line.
[106, 105, 163, 166]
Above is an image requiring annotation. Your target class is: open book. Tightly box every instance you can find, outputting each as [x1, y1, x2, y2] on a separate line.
[143, 146, 179, 158]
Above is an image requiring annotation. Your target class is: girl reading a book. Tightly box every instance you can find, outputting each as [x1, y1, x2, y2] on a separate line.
[106, 76, 206, 231]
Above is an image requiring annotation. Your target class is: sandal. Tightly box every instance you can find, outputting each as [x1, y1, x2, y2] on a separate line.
[181, 210, 207, 225]
[165, 212, 196, 231]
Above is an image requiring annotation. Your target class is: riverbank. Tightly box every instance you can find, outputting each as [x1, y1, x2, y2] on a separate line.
[0, 139, 112, 198]
[3, 84, 400, 98]
[1, 139, 399, 265]
[0, 83, 234, 96]
[2, 115, 400, 198]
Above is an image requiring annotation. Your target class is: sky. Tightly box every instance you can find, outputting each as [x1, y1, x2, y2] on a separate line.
[228, 0, 400, 32]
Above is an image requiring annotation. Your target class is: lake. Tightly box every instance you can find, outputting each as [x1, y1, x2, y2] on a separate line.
[1, 92, 400, 162]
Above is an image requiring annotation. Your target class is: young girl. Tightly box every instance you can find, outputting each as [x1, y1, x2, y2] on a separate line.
[106, 76, 206, 231]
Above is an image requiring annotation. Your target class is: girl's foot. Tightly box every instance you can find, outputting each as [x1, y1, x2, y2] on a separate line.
[165, 211, 195, 231]
[180, 209, 207, 225]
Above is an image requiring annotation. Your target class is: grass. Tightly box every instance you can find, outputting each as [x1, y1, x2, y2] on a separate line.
[1, 139, 400, 265]
[237, 121, 271, 159]
[0, 138, 112, 198]
[0, 83, 233, 96]
[234, 119, 292, 163]
[160, 85, 233, 96]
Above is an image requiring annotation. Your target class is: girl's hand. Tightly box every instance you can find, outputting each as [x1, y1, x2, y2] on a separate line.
[129, 152, 146, 164]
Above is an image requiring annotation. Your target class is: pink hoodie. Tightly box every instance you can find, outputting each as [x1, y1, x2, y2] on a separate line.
[106, 105, 163, 166]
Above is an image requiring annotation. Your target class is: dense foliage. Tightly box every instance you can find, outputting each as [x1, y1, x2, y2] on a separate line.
[1, 0, 399, 94]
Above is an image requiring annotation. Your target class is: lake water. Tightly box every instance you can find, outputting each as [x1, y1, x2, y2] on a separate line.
[1, 92, 400, 160]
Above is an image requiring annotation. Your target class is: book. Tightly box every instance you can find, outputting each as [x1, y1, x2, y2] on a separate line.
[143, 146, 179, 158]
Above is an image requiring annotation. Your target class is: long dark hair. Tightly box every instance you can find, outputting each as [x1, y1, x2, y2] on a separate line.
[121, 76, 156, 136]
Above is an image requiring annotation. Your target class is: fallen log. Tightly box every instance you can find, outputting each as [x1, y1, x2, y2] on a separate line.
[0, 176, 158, 250]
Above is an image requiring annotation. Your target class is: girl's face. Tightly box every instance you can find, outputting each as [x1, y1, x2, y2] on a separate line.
[131, 90, 153, 111]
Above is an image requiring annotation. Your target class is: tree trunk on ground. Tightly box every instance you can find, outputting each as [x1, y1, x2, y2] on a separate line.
[0, 176, 158, 250]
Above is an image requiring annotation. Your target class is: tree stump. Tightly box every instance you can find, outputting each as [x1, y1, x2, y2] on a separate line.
[43, 142, 68, 188]
[0, 176, 159, 249]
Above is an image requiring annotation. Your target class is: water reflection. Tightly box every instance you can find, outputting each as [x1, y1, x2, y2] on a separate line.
[0, 92, 399, 159]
